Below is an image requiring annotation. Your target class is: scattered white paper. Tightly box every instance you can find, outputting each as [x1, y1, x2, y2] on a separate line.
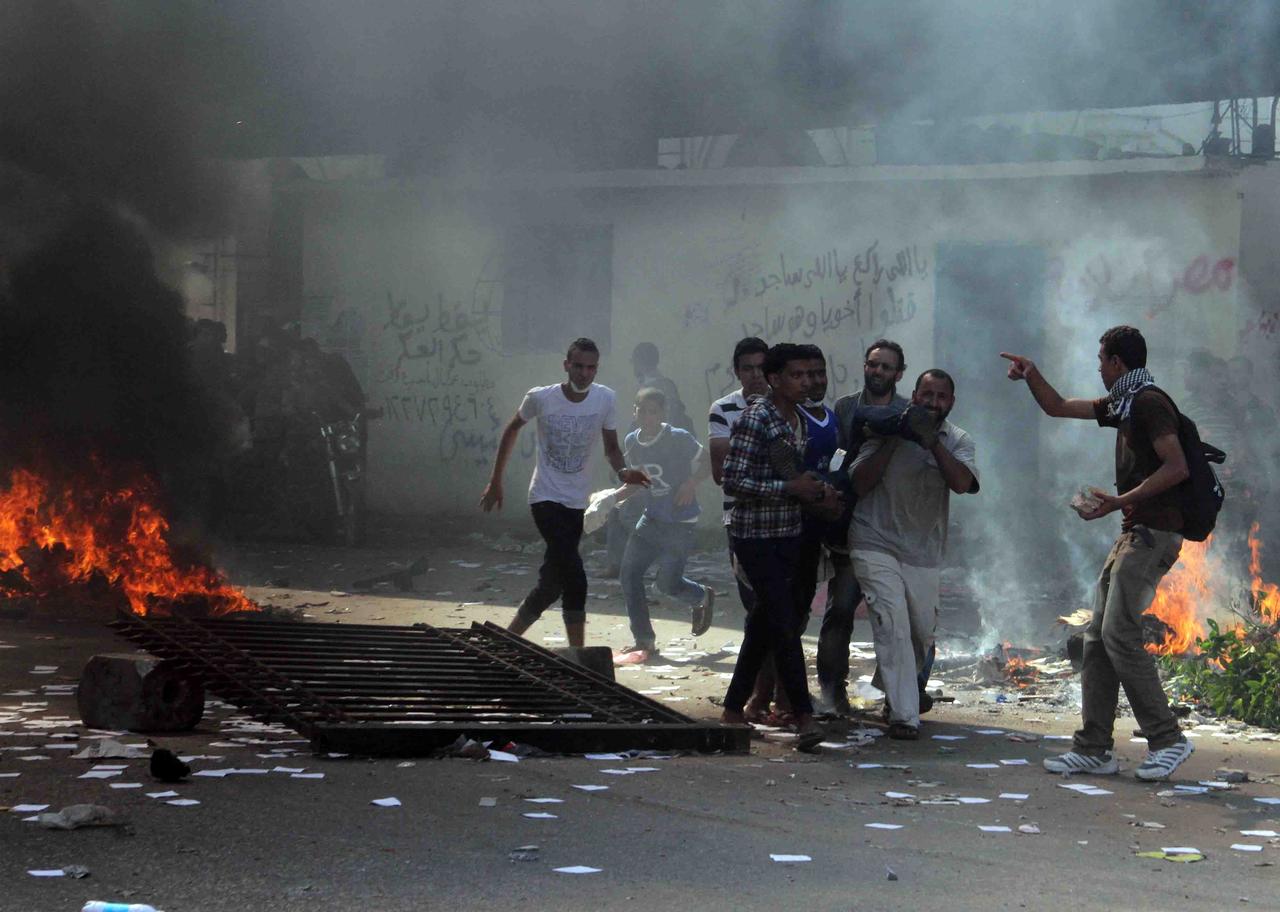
[192, 769, 230, 778]
[371, 797, 401, 807]
[932, 735, 966, 741]
[290, 773, 324, 779]
[978, 825, 1012, 833]
[957, 797, 992, 805]
[1161, 846, 1201, 854]
[599, 768, 636, 776]
[583, 752, 625, 760]
[478, 797, 497, 807]
[999, 759, 1030, 766]
[89, 764, 129, 771]
[626, 766, 660, 772]
[488, 750, 520, 763]
[973, 729, 1006, 735]
[1241, 829, 1278, 837]
[77, 769, 123, 780]
[1042, 734, 1072, 740]
[865, 822, 903, 830]
[146, 791, 178, 799]
[524, 798, 564, 804]
[884, 791, 915, 800]
[1231, 844, 1264, 853]
[999, 793, 1030, 800]
[966, 763, 999, 769]
[166, 798, 200, 806]
[1254, 797, 1280, 805]
[553, 866, 601, 874]
[571, 785, 609, 792]
[109, 783, 142, 789]
[28, 869, 66, 877]
[856, 763, 883, 769]
[1058, 783, 1112, 796]
[770, 854, 812, 863]
[272, 767, 305, 774]
[523, 812, 558, 819]
[10, 804, 49, 813]
[0, 772, 20, 778]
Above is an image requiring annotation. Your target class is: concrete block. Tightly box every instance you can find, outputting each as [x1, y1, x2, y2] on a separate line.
[77, 653, 204, 732]
[552, 646, 616, 682]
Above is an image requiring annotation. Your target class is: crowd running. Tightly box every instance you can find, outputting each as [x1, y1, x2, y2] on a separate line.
[480, 326, 1205, 781]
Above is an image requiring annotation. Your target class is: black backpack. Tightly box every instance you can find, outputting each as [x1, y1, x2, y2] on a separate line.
[1148, 388, 1226, 542]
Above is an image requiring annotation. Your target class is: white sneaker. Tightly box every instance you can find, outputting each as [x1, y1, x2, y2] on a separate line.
[1135, 738, 1194, 781]
[1042, 750, 1119, 775]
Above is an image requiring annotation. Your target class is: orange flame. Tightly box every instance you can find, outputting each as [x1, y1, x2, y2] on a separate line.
[1248, 522, 1280, 623]
[0, 466, 255, 616]
[1145, 537, 1212, 656]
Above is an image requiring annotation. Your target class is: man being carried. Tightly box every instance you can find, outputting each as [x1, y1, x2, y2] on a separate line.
[850, 370, 979, 740]
[719, 343, 840, 751]
[480, 338, 649, 647]
[614, 388, 714, 664]
[1002, 326, 1195, 780]
[819, 339, 911, 714]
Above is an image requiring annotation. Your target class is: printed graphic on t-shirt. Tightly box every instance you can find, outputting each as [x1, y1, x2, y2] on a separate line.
[541, 414, 599, 473]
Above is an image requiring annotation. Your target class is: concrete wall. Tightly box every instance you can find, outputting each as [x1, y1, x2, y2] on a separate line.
[296, 158, 1250, 520]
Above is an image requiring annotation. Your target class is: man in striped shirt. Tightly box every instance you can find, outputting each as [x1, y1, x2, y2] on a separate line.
[708, 337, 770, 616]
[719, 343, 840, 751]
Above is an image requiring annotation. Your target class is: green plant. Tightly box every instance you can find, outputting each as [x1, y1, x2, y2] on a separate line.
[1159, 617, 1280, 729]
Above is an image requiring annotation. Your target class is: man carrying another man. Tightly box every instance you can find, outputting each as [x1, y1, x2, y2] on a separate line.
[850, 368, 979, 739]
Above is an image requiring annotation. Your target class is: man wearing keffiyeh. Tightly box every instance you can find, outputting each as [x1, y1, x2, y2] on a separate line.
[1000, 326, 1196, 782]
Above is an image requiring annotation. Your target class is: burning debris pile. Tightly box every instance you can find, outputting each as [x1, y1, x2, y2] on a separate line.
[0, 464, 254, 617]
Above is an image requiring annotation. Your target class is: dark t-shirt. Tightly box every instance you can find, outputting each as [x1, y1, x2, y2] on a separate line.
[1092, 388, 1183, 532]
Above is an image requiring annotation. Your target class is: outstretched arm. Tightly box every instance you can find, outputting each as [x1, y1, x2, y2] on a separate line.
[479, 413, 527, 511]
[1001, 353, 1095, 420]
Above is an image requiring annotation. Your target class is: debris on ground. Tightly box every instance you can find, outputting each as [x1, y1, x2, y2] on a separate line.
[37, 804, 122, 830]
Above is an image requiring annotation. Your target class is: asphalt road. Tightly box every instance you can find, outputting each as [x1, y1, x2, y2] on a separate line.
[2, 532, 1278, 912]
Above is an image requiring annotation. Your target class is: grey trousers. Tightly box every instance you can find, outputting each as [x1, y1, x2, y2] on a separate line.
[852, 548, 939, 728]
[1074, 527, 1184, 755]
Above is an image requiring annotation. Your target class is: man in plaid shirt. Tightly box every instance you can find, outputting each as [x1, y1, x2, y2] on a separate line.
[720, 342, 840, 751]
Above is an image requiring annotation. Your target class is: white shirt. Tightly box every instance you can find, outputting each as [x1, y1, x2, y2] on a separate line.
[519, 383, 617, 509]
[708, 389, 751, 526]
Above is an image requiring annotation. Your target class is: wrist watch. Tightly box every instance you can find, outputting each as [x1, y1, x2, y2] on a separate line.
[617, 468, 628, 481]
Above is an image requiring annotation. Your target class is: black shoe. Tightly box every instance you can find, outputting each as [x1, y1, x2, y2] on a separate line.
[887, 722, 919, 741]
[691, 585, 715, 636]
[898, 404, 941, 449]
[918, 689, 934, 715]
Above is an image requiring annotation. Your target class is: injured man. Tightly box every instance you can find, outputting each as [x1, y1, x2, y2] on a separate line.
[848, 369, 980, 740]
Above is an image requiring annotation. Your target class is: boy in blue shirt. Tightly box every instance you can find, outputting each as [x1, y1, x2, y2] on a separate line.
[614, 388, 715, 664]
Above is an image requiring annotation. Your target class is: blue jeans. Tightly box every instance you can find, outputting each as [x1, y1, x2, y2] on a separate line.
[605, 497, 646, 571]
[620, 516, 703, 648]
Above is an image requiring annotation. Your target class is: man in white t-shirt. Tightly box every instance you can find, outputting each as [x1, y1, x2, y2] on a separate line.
[480, 338, 650, 646]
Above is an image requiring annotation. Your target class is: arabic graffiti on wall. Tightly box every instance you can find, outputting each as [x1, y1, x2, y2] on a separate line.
[703, 240, 929, 402]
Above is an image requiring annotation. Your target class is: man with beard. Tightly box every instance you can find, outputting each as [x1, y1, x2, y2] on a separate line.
[817, 340, 910, 714]
[1002, 327, 1195, 781]
[850, 369, 979, 739]
[719, 343, 838, 750]
[480, 338, 650, 647]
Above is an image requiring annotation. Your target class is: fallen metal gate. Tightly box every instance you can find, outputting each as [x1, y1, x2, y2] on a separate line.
[109, 614, 747, 755]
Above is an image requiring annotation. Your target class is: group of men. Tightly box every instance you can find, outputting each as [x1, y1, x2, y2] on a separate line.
[480, 323, 1198, 782]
